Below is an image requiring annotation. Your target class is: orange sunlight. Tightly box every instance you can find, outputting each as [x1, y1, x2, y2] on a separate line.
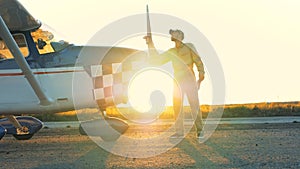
[128, 68, 173, 113]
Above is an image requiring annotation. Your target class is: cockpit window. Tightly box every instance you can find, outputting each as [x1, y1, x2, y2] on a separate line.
[31, 29, 55, 54]
[31, 27, 70, 54]
[0, 33, 29, 59]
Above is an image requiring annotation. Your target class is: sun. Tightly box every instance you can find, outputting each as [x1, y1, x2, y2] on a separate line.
[128, 68, 174, 113]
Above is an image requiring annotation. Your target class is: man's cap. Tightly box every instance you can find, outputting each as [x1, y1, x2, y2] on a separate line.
[169, 29, 184, 41]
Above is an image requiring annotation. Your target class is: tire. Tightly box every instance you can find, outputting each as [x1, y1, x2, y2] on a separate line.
[79, 125, 87, 135]
[13, 134, 34, 140]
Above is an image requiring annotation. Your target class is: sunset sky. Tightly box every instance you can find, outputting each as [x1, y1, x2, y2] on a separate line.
[19, 0, 300, 104]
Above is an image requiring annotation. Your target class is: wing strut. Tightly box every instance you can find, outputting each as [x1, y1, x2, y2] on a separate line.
[0, 16, 53, 106]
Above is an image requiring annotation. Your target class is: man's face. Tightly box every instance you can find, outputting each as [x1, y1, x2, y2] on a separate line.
[171, 36, 176, 41]
[169, 30, 183, 42]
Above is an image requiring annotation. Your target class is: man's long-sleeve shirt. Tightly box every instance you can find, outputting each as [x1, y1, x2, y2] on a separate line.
[149, 43, 205, 80]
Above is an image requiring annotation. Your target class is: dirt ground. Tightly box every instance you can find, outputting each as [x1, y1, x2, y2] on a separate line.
[1, 123, 300, 169]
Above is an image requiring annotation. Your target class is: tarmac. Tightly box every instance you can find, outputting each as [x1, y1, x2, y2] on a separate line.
[1, 117, 300, 169]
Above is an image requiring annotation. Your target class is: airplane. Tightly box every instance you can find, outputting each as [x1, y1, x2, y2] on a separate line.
[0, 0, 147, 140]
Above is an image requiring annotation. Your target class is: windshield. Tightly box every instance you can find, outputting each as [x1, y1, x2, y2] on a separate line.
[31, 24, 71, 54]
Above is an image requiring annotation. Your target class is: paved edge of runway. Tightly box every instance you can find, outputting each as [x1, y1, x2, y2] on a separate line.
[43, 116, 300, 128]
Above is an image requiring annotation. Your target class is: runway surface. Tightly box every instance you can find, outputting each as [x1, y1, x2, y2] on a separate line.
[1, 118, 300, 169]
[42, 116, 300, 128]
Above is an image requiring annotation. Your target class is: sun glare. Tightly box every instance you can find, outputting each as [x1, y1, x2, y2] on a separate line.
[128, 68, 174, 113]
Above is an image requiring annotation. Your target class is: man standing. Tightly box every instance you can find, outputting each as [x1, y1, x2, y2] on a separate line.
[144, 29, 205, 138]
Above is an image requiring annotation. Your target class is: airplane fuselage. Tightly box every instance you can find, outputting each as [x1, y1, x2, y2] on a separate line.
[0, 0, 134, 140]
[0, 30, 144, 115]
[0, 67, 92, 114]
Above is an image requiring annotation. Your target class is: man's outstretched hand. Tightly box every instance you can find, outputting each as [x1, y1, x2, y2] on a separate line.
[143, 35, 154, 46]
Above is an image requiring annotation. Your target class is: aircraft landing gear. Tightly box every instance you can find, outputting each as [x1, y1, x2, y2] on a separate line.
[13, 133, 34, 140]
[0, 125, 6, 140]
[7, 116, 30, 135]
[0, 116, 43, 140]
[79, 111, 129, 141]
[13, 125, 32, 140]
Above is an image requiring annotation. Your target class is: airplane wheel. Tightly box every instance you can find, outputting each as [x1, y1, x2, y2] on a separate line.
[79, 123, 120, 141]
[79, 124, 87, 135]
[13, 134, 34, 140]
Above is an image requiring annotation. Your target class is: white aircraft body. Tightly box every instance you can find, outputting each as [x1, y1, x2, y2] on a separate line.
[0, 0, 145, 140]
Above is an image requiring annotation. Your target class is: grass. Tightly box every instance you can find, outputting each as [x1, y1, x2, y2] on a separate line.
[23, 101, 300, 122]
